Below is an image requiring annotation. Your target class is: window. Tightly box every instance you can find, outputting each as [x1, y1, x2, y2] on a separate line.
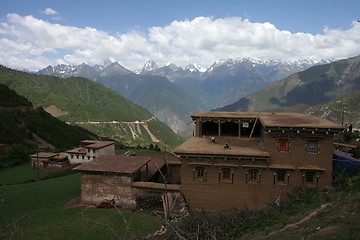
[277, 139, 290, 152]
[220, 168, 233, 183]
[274, 170, 289, 185]
[248, 169, 260, 184]
[194, 167, 207, 182]
[277, 170, 286, 183]
[305, 171, 316, 185]
[306, 140, 319, 153]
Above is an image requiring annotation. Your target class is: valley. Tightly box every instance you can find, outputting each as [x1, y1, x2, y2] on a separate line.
[38, 57, 330, 135]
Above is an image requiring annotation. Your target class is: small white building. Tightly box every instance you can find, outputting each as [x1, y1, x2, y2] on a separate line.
[66, 140, 115, 164]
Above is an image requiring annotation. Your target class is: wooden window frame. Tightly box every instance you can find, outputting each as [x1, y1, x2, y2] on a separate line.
[247, 169, 261, 184]
[219, 167, 234, 183]
[305, 140, 320, 154]
[193, 166, 208, 182]
[302, 171, 319, 186]
[273, 169, 291, 185]
[276, 139, 290, 152]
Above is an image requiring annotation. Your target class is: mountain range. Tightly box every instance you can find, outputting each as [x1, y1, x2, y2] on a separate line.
[37, 58, 329, 135]
[217, 55, 360, 128]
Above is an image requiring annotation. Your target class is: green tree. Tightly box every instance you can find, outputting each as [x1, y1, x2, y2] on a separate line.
[2, 144, 29, 168]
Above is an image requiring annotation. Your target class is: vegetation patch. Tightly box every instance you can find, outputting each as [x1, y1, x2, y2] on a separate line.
[152, 173, 360, 240]
[0, 173, 159, 240]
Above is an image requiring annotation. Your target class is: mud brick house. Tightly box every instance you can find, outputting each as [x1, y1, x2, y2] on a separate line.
[30, 152, 69, 169]
[66, 140, 115, 164]
[74, 152, 181, 208]
[173, 111, 344, 211]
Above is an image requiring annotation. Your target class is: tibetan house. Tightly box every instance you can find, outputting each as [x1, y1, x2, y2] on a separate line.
[173, 111, 344, 210]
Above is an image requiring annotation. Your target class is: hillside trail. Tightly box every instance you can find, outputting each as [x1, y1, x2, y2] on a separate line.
[264, 202, 333, 238]
[69, 116, 160, 142]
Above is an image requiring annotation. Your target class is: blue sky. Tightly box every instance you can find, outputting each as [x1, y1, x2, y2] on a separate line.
[1, 0, 360, 71]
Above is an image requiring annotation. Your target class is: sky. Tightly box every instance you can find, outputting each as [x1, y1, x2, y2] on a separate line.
[1, 0, 360, 71]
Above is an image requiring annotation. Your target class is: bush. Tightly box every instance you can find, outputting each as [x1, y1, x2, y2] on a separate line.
[136, 193, 163, 210]
[0, 144, 29, 168]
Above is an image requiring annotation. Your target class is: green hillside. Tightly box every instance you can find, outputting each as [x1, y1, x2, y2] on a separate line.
[218, 55, 360, 112]
[305, 91, 360, 129]
[0, 65, 150, 122]
[0, 65, 183, 149]
[0, 83, 98, 150]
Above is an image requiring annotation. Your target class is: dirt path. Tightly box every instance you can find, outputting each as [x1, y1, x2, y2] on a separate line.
[72, 116, 161, 143]
[143, 122, 160, 143]
[266, 203, 333, 237]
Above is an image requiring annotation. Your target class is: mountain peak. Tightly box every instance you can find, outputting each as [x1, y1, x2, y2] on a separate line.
[185, 63, 206, 73]
[103, 59, 114, 67]
[165, 62, 181, 71]
[100, 62, 132, 77]
[136, 60, 159, 74]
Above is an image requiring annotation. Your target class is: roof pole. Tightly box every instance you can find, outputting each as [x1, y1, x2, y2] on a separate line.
[249, 113, 260, 140]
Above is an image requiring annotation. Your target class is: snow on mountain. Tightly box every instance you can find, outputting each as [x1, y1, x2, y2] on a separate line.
[185, 63, 206, 73]
[136, 60, 159, 74]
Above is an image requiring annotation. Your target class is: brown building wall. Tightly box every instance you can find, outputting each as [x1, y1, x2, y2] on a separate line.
[263, 133, 334, 187]
[80, 173, 136, 208]
[180, 133, 335, 210]
[180, 158, 286, 210]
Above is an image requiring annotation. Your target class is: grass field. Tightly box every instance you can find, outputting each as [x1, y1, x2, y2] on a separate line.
[0, 164, 48, 185]
[0, 166, 160, 240]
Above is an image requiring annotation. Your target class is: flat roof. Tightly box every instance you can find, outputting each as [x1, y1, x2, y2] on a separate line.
[82, 141, 115, 149]
[66, 147, 86, 154]
[173, 136, 269, 157]
[74, 153, 173, 175]
[135, 152, 180, 165]
[30, 152, 59, 158]
[74, 155, 152, 174]
[192, 111, 344, 129]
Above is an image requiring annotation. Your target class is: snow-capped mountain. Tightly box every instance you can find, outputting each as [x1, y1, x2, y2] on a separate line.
[135, 60, 158, 74]
[37, 63, 100, 80]
[185, 63, 206, 73]
[37, 57, 336, 136]
[37, 61, 132, 80]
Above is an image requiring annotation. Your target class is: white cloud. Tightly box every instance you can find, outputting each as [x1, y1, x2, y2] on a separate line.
[42, 8, 58, 16]
[1, 14, 360, 71]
